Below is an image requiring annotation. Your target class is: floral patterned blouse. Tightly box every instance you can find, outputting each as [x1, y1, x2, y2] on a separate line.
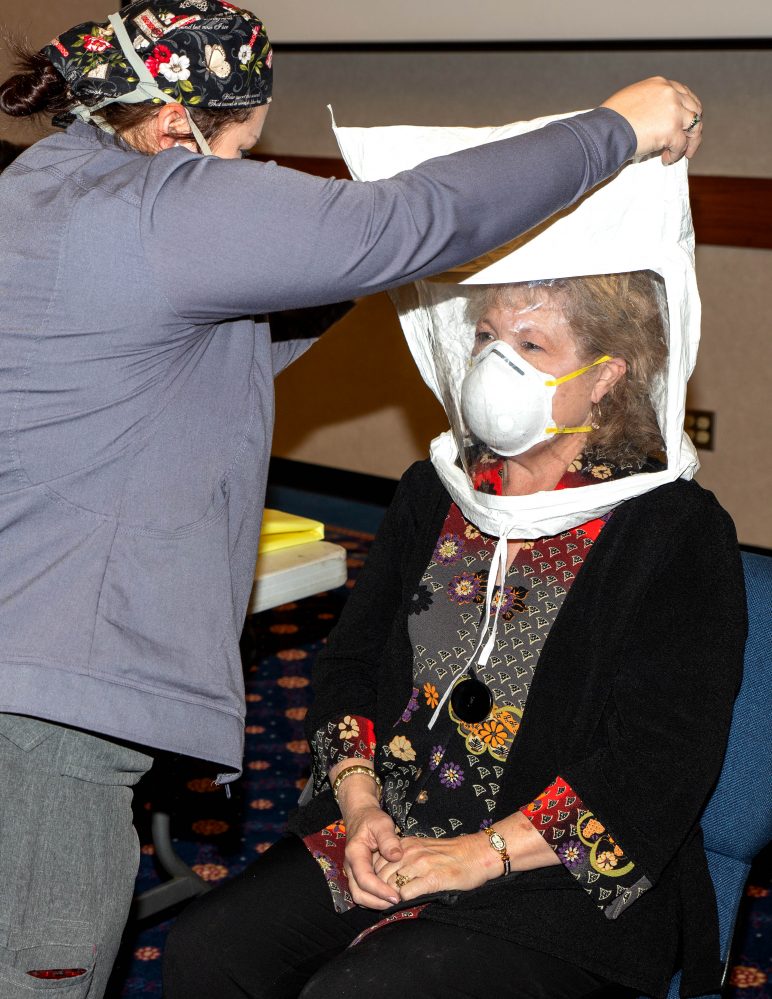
[305, 458, 652, 923]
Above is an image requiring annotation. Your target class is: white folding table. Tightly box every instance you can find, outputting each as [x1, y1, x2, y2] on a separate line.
[247, 540, 348, 615]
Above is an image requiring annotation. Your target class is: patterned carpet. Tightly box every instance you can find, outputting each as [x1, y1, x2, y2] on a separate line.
[106, 523, 771, 997]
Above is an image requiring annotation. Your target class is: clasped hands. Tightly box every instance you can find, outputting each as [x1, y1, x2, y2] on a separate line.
[333, 767, 558, 910]
[342, 800, 497, 910]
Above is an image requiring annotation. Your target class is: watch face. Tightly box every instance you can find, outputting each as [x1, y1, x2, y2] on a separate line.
[489, 831, 505, 852]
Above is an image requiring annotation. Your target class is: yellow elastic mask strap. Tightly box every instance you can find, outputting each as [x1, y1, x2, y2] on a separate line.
[546, 424, 593, 436]
[544, 355, 612, 388]
[544, 355, 612, 436]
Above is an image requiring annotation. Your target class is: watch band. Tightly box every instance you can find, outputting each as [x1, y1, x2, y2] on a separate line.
[485, 826, 511, 876]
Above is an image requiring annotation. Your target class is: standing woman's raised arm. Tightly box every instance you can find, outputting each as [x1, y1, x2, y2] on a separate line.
[140, 76, 703, 321]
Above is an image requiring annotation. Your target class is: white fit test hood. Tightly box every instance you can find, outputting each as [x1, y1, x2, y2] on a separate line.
[333, 110, 701, 540]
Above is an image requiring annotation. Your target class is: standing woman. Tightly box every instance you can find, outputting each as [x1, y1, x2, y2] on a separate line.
[0, 1, 702, 994]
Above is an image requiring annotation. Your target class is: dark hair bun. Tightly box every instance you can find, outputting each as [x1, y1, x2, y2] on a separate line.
[0, 50, 67, 117]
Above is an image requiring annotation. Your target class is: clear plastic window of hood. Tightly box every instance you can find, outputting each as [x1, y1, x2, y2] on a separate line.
[390, 269, 698, 541]
[392, 269, 668, 484]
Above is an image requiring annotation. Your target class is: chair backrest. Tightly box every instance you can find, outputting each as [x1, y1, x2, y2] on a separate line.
[700, 551, 772, 859]
[658, 551, 772, 999]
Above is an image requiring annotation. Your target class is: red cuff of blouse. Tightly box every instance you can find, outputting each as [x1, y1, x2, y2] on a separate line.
[311, 714, 377, 781]
[521, 775, 652, 919]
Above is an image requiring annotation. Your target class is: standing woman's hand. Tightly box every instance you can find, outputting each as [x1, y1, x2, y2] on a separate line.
[332, 764, 404, 909]
[602, 76, 703, 163]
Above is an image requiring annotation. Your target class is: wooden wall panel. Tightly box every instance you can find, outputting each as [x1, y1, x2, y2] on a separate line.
[689, 176, 772, 250]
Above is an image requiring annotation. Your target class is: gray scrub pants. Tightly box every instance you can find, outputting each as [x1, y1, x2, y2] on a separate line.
[0, 714, 153, 998]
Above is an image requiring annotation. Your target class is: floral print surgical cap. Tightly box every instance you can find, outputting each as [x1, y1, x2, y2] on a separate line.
[43, 1, 272, 112]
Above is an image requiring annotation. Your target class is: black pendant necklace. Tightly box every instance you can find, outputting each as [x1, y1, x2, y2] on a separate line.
[449, 667, 493, 724]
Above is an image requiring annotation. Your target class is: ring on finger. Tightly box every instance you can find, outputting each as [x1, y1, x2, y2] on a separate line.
[685, 112, 702, 133]
[394, 871, 413, 888]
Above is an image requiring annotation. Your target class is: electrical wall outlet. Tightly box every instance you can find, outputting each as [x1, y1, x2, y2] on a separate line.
[684, 410, 715, 450]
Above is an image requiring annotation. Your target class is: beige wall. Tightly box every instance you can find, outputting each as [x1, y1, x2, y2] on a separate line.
[0, 10, 769, 544]
[688, 246, 772, 546]
[273, 294, 448, 476]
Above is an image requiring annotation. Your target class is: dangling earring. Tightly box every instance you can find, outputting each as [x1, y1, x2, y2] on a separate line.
[590, 402, 602, 431]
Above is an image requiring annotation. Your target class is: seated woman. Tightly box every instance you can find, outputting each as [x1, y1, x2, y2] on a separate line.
[163, 272, 745, 999]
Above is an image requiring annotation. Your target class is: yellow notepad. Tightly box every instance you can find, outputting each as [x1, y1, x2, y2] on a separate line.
[257, 509, 325, 555]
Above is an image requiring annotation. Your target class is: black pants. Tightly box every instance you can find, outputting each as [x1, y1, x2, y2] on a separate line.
[163, 836, 629, 999]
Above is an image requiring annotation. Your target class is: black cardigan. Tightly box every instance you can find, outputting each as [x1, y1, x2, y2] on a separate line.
[290, 461, 746, 998]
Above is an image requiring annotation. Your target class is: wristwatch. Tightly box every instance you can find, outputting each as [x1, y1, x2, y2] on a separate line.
[484, 826, 511, 876]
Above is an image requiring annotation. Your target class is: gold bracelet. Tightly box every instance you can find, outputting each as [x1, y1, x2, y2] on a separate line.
[332, 764, 382, 803]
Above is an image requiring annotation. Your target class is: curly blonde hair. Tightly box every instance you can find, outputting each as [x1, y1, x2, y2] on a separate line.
[467, 271, 669, 467]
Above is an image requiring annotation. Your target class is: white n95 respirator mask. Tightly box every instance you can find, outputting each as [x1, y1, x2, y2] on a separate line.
[460, 341, 610, 457]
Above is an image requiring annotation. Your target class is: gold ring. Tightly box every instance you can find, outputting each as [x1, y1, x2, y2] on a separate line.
[394, 872, 412, 888]
[685, 112, 702, 132]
